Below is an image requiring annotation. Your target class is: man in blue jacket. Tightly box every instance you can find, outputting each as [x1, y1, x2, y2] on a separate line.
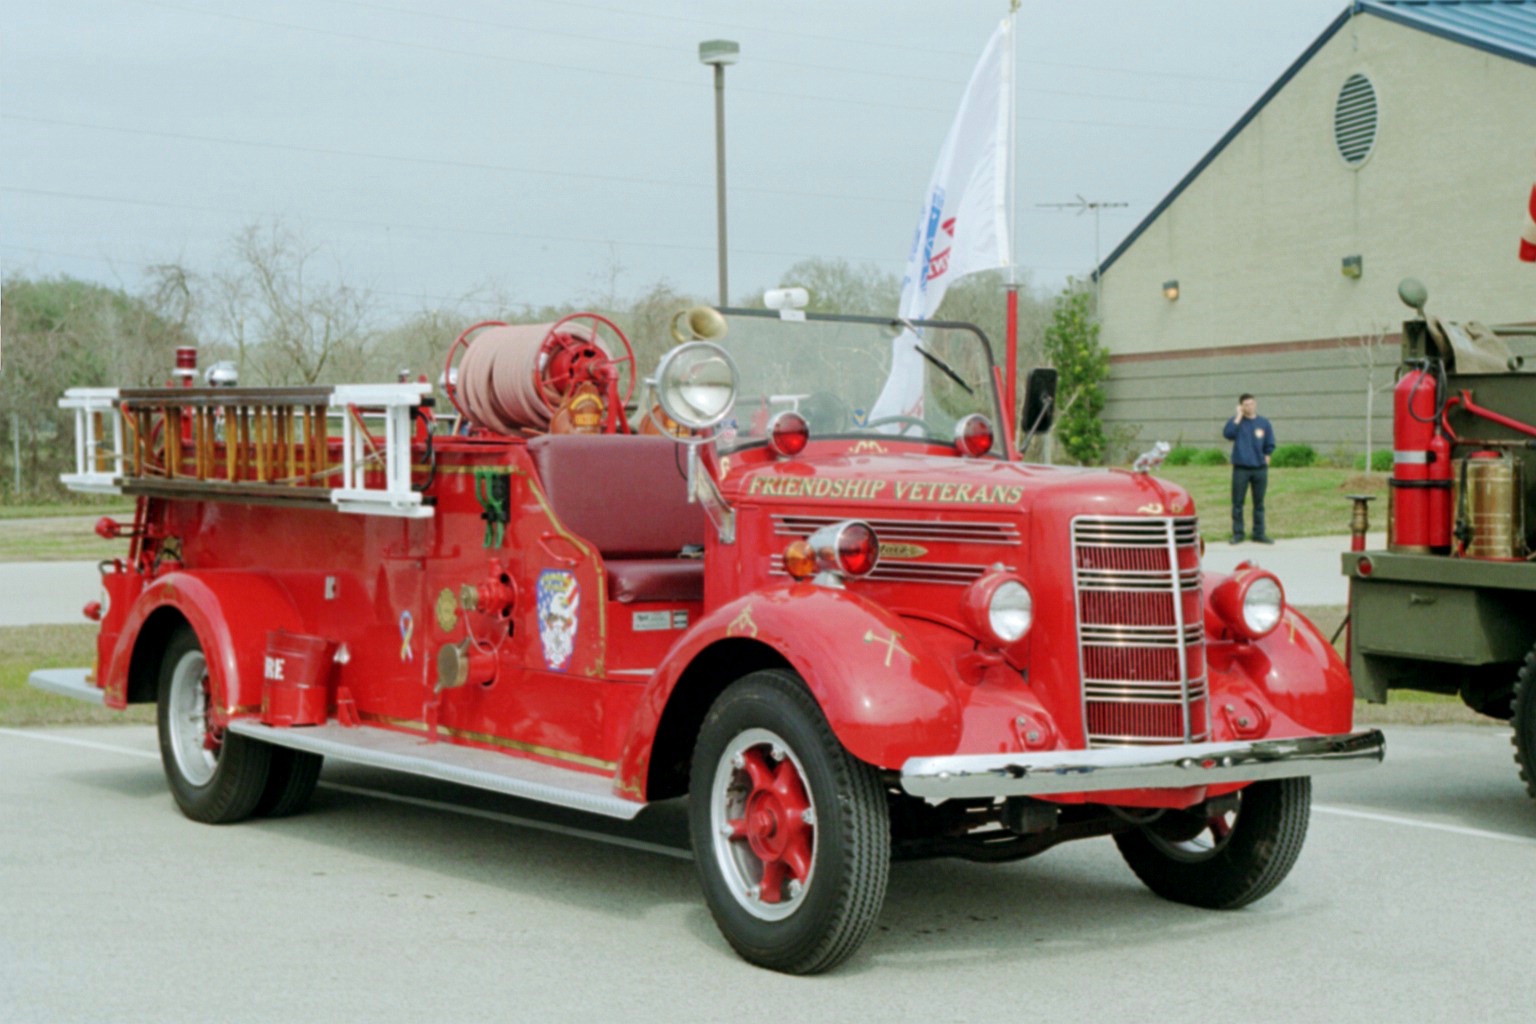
[1223, 393, 1275, 543]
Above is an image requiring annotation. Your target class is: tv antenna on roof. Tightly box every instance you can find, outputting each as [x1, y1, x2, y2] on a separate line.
[1036, 194, 1129, 311]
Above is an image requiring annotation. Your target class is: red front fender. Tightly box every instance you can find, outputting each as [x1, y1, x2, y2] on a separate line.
[1202, 571, 1354, 737]
[105, 571, 305, 720]
[617, 582, 964, 799]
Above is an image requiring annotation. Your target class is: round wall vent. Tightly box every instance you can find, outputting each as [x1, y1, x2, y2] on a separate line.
[1333, 73, 1378, 166]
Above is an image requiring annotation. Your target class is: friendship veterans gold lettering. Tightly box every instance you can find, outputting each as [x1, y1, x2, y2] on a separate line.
[747, 477, 890, 500]
[746, 476, 1022, 505]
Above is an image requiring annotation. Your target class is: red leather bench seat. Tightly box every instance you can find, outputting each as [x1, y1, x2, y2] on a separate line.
[527, 435, 705, 603]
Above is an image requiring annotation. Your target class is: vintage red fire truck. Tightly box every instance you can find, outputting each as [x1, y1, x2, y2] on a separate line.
[34, 303, 1383, 973]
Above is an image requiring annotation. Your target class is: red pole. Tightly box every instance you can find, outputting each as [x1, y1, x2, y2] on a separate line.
[1004, 283, 1019, 436]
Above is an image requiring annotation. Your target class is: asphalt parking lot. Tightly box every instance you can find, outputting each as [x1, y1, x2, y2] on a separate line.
[2, 722, 1532, 1023]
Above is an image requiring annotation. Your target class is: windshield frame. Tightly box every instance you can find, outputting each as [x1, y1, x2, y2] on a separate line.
[712, 306, 1005, 455]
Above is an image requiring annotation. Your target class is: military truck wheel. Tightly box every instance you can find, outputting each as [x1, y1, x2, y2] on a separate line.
[688, 669, 890, 974]
[156, 626, 272, 824]
[254, 749, 323, 818]
[1513, 651, 1536, 800]
[1114, 777, 1310, 909]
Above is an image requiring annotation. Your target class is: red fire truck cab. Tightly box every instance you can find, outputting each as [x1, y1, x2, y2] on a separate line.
[34, 305, 1383, 973]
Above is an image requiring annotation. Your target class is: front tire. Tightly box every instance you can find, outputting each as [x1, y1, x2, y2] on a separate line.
[1114, 777, 1311, 909]
[156, 626, 273, 824]
[688, 670, 890, 974]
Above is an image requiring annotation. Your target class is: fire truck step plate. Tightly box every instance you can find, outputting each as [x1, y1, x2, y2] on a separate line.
[27, 668, 105, 705]
[227, 721, 643, 819]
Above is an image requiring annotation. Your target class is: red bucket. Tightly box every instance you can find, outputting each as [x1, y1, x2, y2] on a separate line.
[261, 631, 334, 727]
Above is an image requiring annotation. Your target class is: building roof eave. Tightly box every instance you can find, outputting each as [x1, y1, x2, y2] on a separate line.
[1093, 6, 1356, 284]
[1094, 1, 1536, 285]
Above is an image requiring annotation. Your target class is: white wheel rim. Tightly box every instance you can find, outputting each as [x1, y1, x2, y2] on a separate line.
[168, 650, 217, 786]
[709, 727, 818, 922]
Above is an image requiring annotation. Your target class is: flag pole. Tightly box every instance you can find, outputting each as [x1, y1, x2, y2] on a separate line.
[1003, 1, 1021, 446]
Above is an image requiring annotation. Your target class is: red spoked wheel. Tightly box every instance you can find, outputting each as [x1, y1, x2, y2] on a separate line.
[443, 320, 508, 422]
[714, 729, 817, 914]
[689, 669, 889, 975]
[532, 312, 637, 414]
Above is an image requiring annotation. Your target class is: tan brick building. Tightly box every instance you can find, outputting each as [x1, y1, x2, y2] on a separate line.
[1096, 0, 1536, 460]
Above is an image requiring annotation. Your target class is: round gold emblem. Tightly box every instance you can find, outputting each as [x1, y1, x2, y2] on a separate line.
[434, 587, 460, 632]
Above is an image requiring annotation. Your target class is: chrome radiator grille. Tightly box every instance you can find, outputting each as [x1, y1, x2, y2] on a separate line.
[1072, 516, 1207, 747]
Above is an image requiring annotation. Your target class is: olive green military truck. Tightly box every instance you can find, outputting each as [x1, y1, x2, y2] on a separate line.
[1343, 280, 1536, 799]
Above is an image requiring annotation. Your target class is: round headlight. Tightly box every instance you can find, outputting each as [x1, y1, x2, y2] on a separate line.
[1241, 575, 1284, 636]
[654, 342, 738, 429]
[1208, 568, 1285, 641]
[963, 572, 1033, 647]
[988, 580, 1033, 643]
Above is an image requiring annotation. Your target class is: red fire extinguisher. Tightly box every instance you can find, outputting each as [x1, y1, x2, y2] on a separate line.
[1390, 367, 1452, 551]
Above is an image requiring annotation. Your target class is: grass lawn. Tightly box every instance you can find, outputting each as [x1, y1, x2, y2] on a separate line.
[0, 624, 153, 726]
[1149, 465, 1388, 539]
[0, 514, 128, 562]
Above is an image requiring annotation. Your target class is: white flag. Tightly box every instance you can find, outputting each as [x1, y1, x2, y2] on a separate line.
[869, 16, 1013, 422]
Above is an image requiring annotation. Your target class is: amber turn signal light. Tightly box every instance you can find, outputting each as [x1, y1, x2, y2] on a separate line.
[783, 540, 817, 580]
[768, 411, 810, 457]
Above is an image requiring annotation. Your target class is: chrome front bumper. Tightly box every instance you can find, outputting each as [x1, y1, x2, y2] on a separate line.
[899, 730, 1384, 801]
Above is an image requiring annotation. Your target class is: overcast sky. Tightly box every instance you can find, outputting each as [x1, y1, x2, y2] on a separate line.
[1, 0, 1348, 318]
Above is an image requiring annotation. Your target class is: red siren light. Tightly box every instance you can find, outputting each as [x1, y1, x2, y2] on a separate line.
[834, 522, 878, 577]
[954, 414, 994, 457]
[768, 411, 810, 457]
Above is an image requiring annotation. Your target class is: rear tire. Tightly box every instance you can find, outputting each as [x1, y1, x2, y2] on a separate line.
[688, 669, 890, 974]
[1114, 777, 1310, 909]
[254, 749, 323, 818]
[156, 626, 272, 824]
[1514, 650, 1536, 800]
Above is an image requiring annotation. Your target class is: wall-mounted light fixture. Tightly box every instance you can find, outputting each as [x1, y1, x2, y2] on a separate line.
[1162, 279, 1180, 301]
[1341, 254, 1363, 279]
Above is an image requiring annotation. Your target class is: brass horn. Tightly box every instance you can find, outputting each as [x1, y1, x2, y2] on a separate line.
[670, 305, 729, 344]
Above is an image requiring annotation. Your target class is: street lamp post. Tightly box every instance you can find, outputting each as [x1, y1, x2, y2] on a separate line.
[698, 39, 739, 307]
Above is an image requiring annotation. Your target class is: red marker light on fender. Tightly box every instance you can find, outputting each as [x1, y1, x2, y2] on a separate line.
[1357, 556, 1374, 577]
[954, 414, 994, 457]
[768, 411, 809, 457]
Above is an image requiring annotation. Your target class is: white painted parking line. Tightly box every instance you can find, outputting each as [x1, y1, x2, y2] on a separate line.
[0, 727, 691, 860]
[0, 726, 157, 760]
[1315, 803, 1536, 847]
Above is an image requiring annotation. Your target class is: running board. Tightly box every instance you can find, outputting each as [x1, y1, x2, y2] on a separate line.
[28, 668, 105, 705]
[227, 721, 644, 820]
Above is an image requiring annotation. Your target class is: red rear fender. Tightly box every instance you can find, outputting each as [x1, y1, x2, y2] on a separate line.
[106, 572, 305, 720]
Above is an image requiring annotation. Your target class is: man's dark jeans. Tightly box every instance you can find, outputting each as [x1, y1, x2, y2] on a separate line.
[1231, 465, 1268, 540]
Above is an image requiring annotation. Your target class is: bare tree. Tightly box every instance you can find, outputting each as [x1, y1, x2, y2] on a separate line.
[1342, 323, 1395, 472]
[214, 222, 373, 385]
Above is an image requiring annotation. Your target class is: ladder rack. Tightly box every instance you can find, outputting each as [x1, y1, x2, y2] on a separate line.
[59, 383, 434, 519]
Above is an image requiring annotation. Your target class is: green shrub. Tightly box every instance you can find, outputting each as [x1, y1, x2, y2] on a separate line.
[1354, 449, 1393, 472]
[1269, 444, 1317, 468]
[1193, 448, 1229, 466]
[1164, 445, 1199, 466]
